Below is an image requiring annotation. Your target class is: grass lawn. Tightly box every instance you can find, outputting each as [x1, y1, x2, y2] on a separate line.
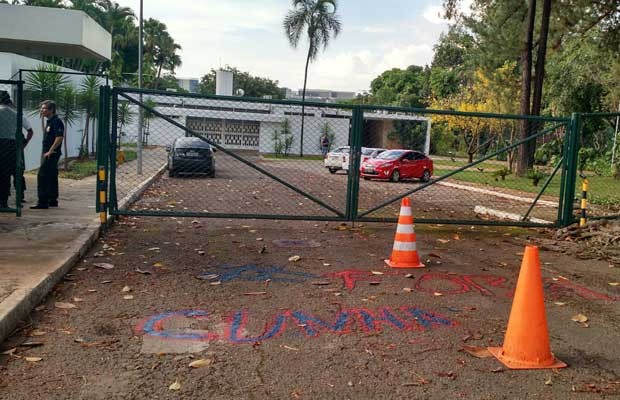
[59, 150, 137, 180]
[433, 167, 620, 206]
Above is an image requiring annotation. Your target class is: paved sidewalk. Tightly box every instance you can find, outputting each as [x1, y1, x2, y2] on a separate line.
[0, 150, 167, 344]
[0, 175, 100, 343]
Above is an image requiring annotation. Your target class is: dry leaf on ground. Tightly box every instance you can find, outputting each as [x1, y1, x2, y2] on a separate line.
[189, 359, 212, 368]
[93, 263, 114, 270]
[288, 255, 301, 262]
[571, 314, 588, 323]
[169, 380, 181, 391]
[462, 346, 493, 358]
[54, 302, 77, 309]
[24, 357, 42, 362]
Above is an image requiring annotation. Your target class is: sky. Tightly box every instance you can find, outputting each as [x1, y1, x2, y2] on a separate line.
[115, 0, 471, 93]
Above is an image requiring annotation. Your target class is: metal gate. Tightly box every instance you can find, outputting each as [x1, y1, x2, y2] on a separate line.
[100, 87, 579, 227]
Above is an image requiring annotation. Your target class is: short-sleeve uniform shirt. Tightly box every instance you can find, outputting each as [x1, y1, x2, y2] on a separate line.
[43, 115, 64, 155]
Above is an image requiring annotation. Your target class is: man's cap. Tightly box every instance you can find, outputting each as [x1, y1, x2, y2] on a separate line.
[0, 90, 10, 104]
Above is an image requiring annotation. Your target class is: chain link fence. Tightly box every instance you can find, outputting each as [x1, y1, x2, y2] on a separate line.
[575, 112, 620, 222]
[356, 106, 569, 226]
[0, 80, 24, 215]
[106, 87, 574, 227]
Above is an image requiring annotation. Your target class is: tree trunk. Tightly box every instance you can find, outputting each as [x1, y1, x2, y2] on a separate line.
[299, 45, 312, 157]
[81, 113, 90, 159]
[516, 0, 537, 176]
[91, 116, 96, 156]
[527, 0, 552, 161]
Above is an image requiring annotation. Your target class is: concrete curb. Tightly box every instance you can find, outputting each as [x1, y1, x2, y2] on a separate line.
[0, 223, 100, 343]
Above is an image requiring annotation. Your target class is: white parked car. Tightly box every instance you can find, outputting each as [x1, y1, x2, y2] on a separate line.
[324, 146, 350, 174]
[340, 147, 387, 172]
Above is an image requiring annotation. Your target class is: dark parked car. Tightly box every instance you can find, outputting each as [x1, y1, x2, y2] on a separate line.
[167, 137, 216, 177]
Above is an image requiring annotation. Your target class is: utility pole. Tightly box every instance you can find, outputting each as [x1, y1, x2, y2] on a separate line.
[137, 0, 144, 175]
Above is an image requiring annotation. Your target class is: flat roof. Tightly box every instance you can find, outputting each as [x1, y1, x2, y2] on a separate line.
[0, 4, 111, 61]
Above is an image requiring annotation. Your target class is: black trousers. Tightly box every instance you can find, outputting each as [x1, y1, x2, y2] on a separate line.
[0, 138, 17, 206]
[37, 152, 61, 205]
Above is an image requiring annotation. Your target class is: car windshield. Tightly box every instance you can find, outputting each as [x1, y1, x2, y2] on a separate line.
[376, 150, 405, 160]
[361, 148, 374, 155]
[332, 147, 349, 153]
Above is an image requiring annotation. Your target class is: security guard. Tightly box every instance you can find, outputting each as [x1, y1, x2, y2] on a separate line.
[0, 90, 17, 209]
[31, 100, 64, 209]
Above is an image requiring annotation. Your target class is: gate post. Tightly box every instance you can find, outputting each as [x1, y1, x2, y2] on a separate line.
[559, 113, 581, 227]
[96, 85, 111, 222]
[346, 107, 363, 221]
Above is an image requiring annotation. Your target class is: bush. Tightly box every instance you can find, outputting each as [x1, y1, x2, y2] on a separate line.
[526, 168, 547, 186]
[493, 167, 511, 181]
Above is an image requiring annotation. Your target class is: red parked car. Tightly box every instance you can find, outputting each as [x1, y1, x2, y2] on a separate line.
[360, 150, 433, 182]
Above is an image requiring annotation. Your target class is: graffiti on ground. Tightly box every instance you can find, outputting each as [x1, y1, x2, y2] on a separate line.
[135, 306, 458, 345]
[199, 265, 319, 283]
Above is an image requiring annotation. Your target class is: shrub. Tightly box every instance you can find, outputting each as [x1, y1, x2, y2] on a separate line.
[526, 168, 547, 186]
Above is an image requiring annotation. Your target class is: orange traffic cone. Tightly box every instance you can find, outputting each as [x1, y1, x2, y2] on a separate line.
[385, 198, 425, 269]
[488, 245, 567, 369]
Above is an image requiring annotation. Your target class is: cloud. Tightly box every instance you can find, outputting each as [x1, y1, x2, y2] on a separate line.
[361, 25, 397, 34]
[423, 5, 447, 25]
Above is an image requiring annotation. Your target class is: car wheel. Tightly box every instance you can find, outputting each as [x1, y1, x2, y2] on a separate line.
[421, 170, 431, 182]
[207, 171, 215, 178]
[328, 168, 337, 174]
[168, 169, 176, 178]
[390, 170, 400, 182]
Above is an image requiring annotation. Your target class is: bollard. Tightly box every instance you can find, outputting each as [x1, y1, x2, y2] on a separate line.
[98, 166, 107, 224]
[579, 178, 588, 227]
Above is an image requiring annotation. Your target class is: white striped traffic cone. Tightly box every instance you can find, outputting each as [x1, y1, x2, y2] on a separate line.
[385, 197, 425, 269]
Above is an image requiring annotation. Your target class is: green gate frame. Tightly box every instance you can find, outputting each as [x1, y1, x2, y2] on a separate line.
[97, 86, 582, 228]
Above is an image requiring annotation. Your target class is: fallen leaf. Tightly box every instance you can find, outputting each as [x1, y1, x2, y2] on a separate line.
[169, 380, 181, 391]
[121, 286, 132, 293]
[462, 346, 493, 358]
[101, 280, 112, 284]
[491, 367, 504, 373]
[433, 292, 443, 296]
[153, 262, 164, 268]
[19, 342, 44, 348]
[452, 234, 461, 240]
[73, 297, 84, 303]
[25, 357, 42, 362]
[609, 282, 619, 287]
[288, 255, 301, 262]
[571, 314, 588, 323]
[189, 359, 212, 368]
[403, 287, 414, 292]
[554, 302, 566, 306]
[148, 247, 160, 251]
[54, 302, 77, 309]
[93, 263, 114, 270]
[30, 330, 46, 337]
[322, 263, 331, 266]
[545, 377, 552, 386]
[371, 271, 384, 275]
[197, 250, 206, 256]
[210, 281, 222, 286]
[428, 253, 442, 259]
[243, 292, 267, 296]
[256, 238, 264, 241]
[2, 348, 17, 355]
[311, 282, 331, 286]
[404, 274, 414, 278]
[135, 269, 152, 275]
[437, 239, 450, 244]
[123, 295, 134, 300]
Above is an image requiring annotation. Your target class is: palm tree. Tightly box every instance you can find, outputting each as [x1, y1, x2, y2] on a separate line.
[283, 0, 341, 156]
[78, 75, 100, 158]
[56, 84, 80, 169]
[117, 102, 134, 147]
[141, 98, 156, 145]
[24, 64, 70, 133]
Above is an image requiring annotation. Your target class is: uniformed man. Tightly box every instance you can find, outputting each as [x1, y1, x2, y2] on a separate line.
[0, 90, 18, 209]
[31, 100, 64, 210]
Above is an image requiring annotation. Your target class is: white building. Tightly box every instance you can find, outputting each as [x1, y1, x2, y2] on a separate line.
[0, 4, 111, 170]
[284, 88, 357, 103]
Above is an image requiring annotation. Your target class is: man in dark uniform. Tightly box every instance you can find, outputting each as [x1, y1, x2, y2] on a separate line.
[31, 100, 64, 210]
[0, 90, 18, 209]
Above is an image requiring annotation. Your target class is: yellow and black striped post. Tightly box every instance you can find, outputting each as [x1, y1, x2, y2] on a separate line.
[579, 178, 588, 227]
[98, 166, 107, 224]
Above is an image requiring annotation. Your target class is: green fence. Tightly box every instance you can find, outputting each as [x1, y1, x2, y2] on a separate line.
[96, 87, 586, 228]
[574, 112, 620, 222]
[0, 79, 24, 216]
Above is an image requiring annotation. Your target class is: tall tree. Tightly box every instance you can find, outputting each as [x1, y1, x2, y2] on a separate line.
[283, 0, 342, 156]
